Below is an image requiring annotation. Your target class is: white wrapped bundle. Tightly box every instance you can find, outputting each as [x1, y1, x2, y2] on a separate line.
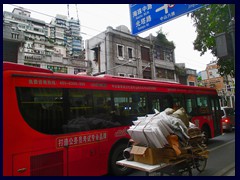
[127, 111, 174, 148]
[150, 114, 174, 137]
[159, 109, 190, 141]
[127, 125, 151, 147]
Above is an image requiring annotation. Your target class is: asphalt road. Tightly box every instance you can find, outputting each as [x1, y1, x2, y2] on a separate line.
[193, 131, 235, 176]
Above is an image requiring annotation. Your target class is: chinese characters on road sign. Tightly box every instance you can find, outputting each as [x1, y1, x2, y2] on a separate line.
[129, 4, 206, 35]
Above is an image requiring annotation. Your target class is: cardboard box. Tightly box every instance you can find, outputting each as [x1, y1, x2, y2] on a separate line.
[130, 145, 161, 165]
[159, 147, 177, 157]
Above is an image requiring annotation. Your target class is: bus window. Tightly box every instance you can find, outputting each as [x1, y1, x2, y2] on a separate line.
[17, 87, 64, 134]
[93, 90, 112, 118]
[186, 95, 197, 116]
[147, 93, 161, 113]
[160, 94, 173, 111]
[66, 89, 93, 132]
[197, 96, 210, 114]
[65, 90, 121, 133]
[113, 92, 147, 125]
[172, 95, 184, 110]
[130, 93, 147, 115]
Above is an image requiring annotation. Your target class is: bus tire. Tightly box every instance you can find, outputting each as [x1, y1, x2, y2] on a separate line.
[202, 125, 210, 144]
[109, 143, 132, 176]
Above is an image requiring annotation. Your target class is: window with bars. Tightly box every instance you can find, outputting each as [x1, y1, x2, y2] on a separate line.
[127, 47, 133, 59]
[117, 44, 124, 60]
[141, 46, 150, 61]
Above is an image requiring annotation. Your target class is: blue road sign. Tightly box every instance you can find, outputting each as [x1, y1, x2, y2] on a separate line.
[129, 4, 206, 35]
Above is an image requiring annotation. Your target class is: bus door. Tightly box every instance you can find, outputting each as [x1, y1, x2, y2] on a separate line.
[66, 138, 102, 176]
[209, 96, 222, 136]
[64, 89, 106, 176]
[65, 89, 119, 175]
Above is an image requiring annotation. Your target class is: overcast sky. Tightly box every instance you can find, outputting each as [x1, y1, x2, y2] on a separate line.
[3, 4, 216, 72]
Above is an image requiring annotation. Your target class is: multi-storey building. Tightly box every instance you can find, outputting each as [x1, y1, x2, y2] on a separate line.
[85, 25, 179, 82]
[186, 68, 198, 86]
[199, 61, 235, 108]
[4, 8, 47, 64]
[175, 63, 197, 86]
[68, 18, 83, 57]
[50, 15, 83, 57]
[3, 8, 87, 74]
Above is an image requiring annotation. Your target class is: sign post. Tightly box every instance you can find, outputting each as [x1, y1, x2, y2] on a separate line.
[129, 4, 207, 35]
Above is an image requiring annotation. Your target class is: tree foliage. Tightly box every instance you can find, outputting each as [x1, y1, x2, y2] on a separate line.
[175, 65, 186, 76]
[190, 4, 235, 77]
[155, 28, 175, 48]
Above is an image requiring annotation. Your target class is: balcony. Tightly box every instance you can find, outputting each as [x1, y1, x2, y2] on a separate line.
[3, 23, 25, 62]
[3, 23, 25, 43]
[69, 58, 89, 68]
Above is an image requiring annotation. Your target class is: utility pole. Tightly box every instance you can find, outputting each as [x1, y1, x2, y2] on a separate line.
[98, 45, 101, 73]
[227, 4, 235, 108]
[227, 4, 235, 72]
[228, 18, 235, 72]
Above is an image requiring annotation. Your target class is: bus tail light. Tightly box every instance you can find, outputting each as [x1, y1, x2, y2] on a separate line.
[30, 151, 64, 176]
[222, 118, 230, 123]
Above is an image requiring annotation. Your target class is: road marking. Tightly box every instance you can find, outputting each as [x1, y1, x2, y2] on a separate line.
[208, 139, 235, 152]
[213, 162, 235, 176]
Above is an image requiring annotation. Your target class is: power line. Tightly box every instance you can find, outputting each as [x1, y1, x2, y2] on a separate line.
[5, 4, 141, 46]
[7, 4, 102, 34]
[6, 4, 124, 59]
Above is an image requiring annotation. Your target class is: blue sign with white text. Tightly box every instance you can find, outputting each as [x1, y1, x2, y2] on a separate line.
[129, 4, 206, 35]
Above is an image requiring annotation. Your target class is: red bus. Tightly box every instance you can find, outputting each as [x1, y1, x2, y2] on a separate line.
[3, 62, 222, 176]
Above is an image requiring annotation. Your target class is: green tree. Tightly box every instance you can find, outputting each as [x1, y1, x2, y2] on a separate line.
[155, 28, 175, 48]
[197, 76, 204, 87]
[190, 4, 235, 77]
[175, 65, 186, 76]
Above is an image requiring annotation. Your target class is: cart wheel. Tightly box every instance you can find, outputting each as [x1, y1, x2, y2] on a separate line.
[179, 166, 192, 176]
[180, 169, 192, 176]
[196, 158, 207, 172]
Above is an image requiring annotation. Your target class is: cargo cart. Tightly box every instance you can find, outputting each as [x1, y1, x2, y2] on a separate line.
[117, 146, 208, 176]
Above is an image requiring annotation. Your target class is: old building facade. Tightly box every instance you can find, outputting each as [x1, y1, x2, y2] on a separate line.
[85, 25, 180, 82]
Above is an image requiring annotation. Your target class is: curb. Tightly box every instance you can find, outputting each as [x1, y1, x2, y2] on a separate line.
[213, 163, 235, 176]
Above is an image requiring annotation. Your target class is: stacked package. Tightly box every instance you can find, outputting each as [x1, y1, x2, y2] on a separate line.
[127, 111, 172, 148]
[127, 108, 190, 148]
[126, 107, 208, 165]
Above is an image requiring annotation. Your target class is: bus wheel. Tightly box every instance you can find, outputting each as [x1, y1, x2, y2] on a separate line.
[109, 143, 132, 176]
